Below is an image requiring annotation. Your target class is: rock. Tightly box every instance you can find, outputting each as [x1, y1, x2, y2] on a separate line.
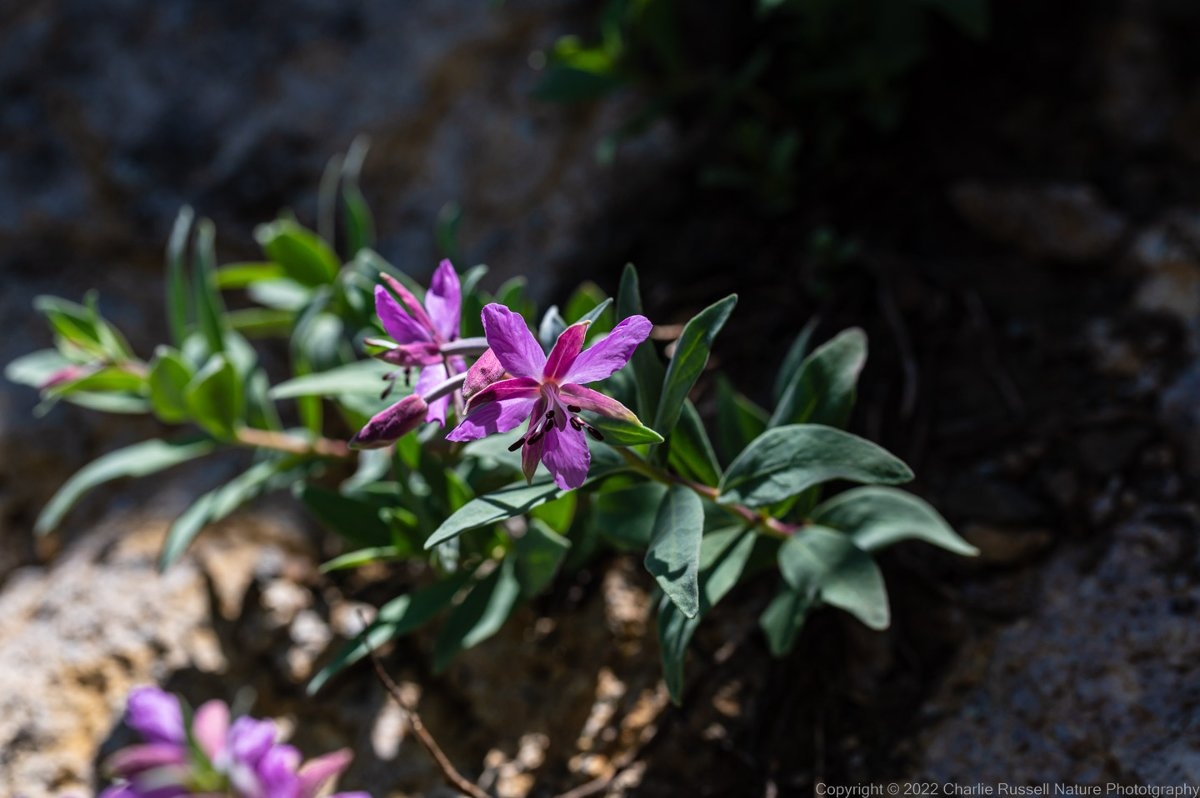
[1159, 361, 1200, 483]
[949, 183, 1128, 263]
[1095, 13, 1177, 147]
[906, 517, 1200, 782]
[1130, 209, 1200, 328]
[960, 524, 1055, 567]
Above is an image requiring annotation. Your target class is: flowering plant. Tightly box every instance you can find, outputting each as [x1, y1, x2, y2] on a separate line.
[6, 148, 975, 707]
[101, 686, 366, 798]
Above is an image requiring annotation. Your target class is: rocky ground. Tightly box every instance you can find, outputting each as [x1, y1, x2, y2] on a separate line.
[3, 0, 1200, 796]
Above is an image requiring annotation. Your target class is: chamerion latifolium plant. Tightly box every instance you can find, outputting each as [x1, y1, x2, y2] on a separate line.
[6, 145, 976, 705]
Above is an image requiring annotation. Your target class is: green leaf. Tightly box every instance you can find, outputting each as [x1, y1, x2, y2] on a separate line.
[166, 207, 195, 347]
[4, 349, 72, 388]
[255, 219, 341, 287]
[811, 486, 977, 556]
[433, 557, 522, 671]
[759, 585, 812, 657]
[36, 439, 216, 534]
[184, 354, 244, 440]
[515, 519, 571, 597]
[214, 262, 285, 289]
[160, 457, 303, 568]
[341, 136, 375, 256]
[42, 366, 144, 398]
[645, 485, 704, 619]
[424, 481, 562, 550]
[319, 546, 402, 573]
[248, 279, 312, 312]
[307, 571, 472, 694]
[225, 308, 295, 339]
[653, 294, 737, 438]
[586, 413, 664, 446]
[773, 319, 819, 405]
[777, 526, 890, 630]
[192, 219, 228, 356]
[715, 376, 768, 466]
[269, 359, 395, 400]
[148, 347, 194, 424]
[299, 485, 392, 547]
[528, 490, 577, 534]
[616, 265, 664, 423]
[770, 328, 866, 429]
[666, 399, 721, 486]
[659, 527, 756, 703]
[50, 392, 151, 415]
[538, 306, 568, 351]
[718, 424, 912, 508]
[594, 481, 667, 550]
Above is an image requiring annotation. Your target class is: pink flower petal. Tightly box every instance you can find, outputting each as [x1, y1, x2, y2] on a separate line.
[375, 286, 432, 345]
[481, 303, 546, 378]
[544, 322, 589, 382]
[424, 260, 461, 343]
[125, 686, 185, 745]
[192, 700, 229, 762]
[520, 396, 548, 483]
[562, 315, 652, 385]
[446, 380, 540, 442]
[541, 424, 591, 490]
[380, 273, 438, 336]
[558, 383, 638, 422]
[297, 749, 354, 798]
[463, 348, 506, 402]
[105, 743, 187, 777]
[415, 362, 450, 426]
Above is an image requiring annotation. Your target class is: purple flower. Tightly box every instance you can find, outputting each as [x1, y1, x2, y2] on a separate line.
[350, 393, 429, 449]
[371, 260, 463, 426]
[102, 687, 367, 798]
[446, 304, 652, 489]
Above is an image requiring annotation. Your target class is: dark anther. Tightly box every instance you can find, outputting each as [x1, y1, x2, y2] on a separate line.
[507, 437, 526, 452]
[528, 429, 545, 445]
[546, 410, 555, 419]
[569, 416, 583, 431]
[585, 424, 603, 441]
[567, 405, 582, 413]
[380, 373, 397, 400]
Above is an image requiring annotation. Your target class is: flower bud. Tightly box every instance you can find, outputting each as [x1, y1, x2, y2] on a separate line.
[462, 348, 506, 404]
[350, 394, 429, 449]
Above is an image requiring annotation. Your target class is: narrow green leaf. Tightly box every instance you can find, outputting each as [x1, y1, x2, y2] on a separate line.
[586, 413, 664, 446]
[769, 328, 866, 429]
[299, 485, 392, 547]
[36, 439, 216, 534]
[645, 485, 704, 619]
[160, 457, 303, 569]
[773, 319, 820, 404]
[248, 279, 312, 311]
[666, 399, 721, 486]
[255, 219, 341, 287]
[777, 526, 890, 630]
[307, 571, 472, 694]
[616, 264, 664, 423]
[185, 354, 244, 440]
[148, 348, 194, 424]
[759, 586, 812, 657]
[269, 359, 394, 400]
[214, 262, 285, 289]
[659, 527, 756, 703]
[538, 306, 568, 351]
[192, 219, 228, 356]
[433, 557, 522, 671]
[654, 294, 737, 437]
[424, 481, 562, 550]
[811, 486, 977, 556]
[166, 207, 194, 347]
[225, 308, 295, 339]
[528, 490, 577, 534]
[718, 424, 913, 508]
[4, 349, 72, 388]
[319, 546, 402, 573]
[715, 375, 768, 466]
[515, 519, 571, 597]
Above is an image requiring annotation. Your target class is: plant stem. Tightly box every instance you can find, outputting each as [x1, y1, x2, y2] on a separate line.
[234, 427, 351, 459]
[616, 448, 799, 536]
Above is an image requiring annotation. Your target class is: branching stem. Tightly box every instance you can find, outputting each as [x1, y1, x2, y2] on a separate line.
[616, 448, 799, 536]
[233, 427, 351, 459]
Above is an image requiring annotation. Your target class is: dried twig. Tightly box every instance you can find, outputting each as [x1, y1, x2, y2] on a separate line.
[357, 611, 492, 798]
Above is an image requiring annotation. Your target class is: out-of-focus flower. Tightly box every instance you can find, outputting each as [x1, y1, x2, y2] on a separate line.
[100, 686, 369, 798]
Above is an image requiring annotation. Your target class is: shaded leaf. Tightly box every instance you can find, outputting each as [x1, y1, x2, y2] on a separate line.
[645, 485, 704, 618]
[811, 486, 977, 556]
[654, 294, 737, 437]
[770, 328, 866, 429]
[433, 557, 522, 671]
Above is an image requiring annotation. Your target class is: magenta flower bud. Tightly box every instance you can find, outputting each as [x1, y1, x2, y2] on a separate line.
[350, 394, 429, 449]
[38, 363, 93, 390]
[462, 348, 506, 403]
